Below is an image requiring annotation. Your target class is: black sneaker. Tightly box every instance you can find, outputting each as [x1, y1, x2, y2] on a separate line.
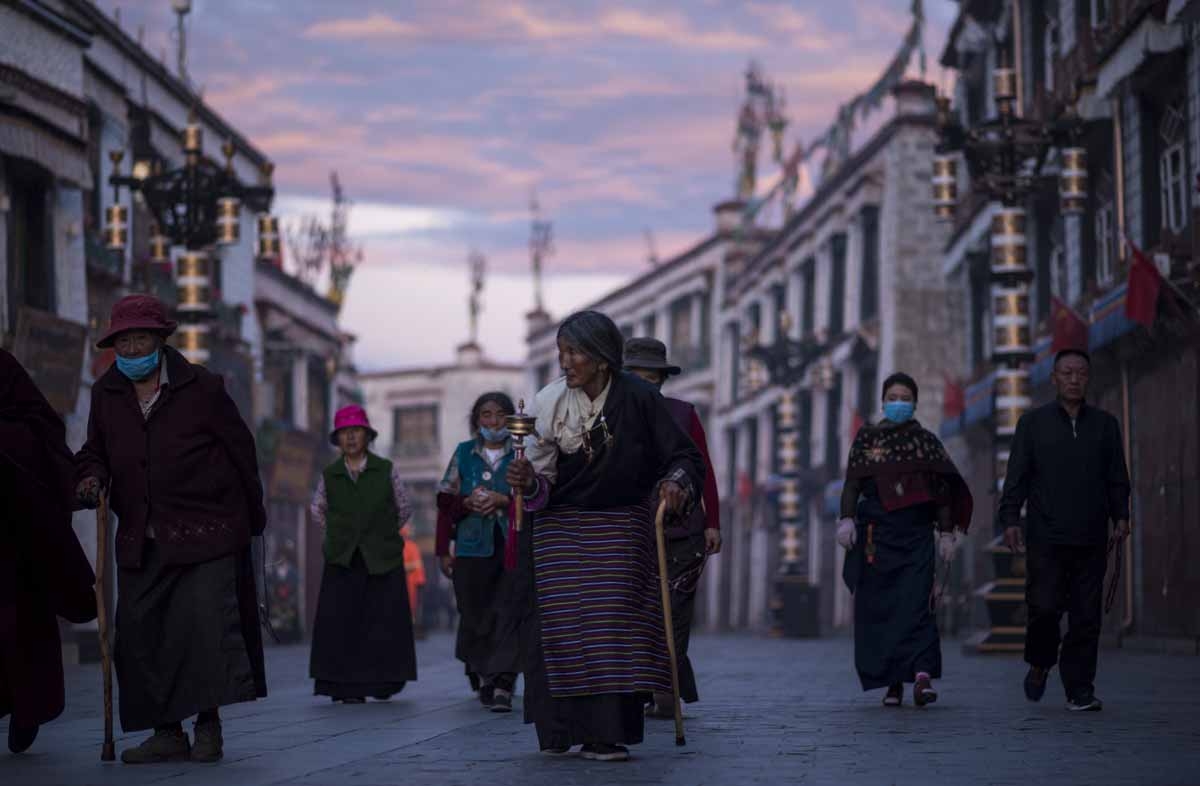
[1066, 693, 1103, 712]
[580, 744, 629, 762]
[1024, 667, 1049, 702]
[491, 689, 513, 713]
[883, 683, 903, 707]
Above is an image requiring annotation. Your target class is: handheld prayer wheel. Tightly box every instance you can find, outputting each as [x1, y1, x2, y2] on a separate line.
[505, 399, 537, 532]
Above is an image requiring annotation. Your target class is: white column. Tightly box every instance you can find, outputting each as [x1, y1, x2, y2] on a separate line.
[690, 293, 704, 355]
[814, 242, 831, 337]
[292, 353, 309, 430]
[845, 215, 862, 331]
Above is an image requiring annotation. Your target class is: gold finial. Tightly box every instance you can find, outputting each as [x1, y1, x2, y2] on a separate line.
[109, 149, 125, 168]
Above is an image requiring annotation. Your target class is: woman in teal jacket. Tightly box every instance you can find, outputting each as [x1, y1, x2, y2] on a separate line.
[436, 392, 520, 712]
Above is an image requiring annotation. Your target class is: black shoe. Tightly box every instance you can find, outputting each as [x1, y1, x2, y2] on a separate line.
[7, 722, 38, 754]
[479, 684, 495, 708]
[1066, 692, 1103, 712]
[1024, 667, 1049, 702]
[580, 744, 629, 762]
[883, 683, 903, 707]
[468, 672, 481, 693]
[339, 697, 366, 705]
[491, 689, 513, 713]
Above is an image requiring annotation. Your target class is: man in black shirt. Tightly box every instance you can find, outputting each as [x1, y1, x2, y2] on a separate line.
[998, 349, 1130, 712]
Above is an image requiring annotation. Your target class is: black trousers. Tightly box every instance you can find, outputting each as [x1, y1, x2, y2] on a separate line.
[1024, 540, 1107, 699]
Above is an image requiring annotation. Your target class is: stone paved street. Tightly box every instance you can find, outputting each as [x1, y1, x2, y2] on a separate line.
[3, 633, 1199, 786]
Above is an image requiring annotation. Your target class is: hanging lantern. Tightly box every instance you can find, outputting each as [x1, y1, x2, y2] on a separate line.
[992, 282, 1031, 359]
[175, 323, 210, 364]
[103, 204, 128, 251]
[149, 231, 170, 265]
[216, 196, 241, 245]
[1059, 147, 1088, 215]
[990, 207, 1027, 277]
[932, 154, 958, 220]
[993, 367, 1032, 438]
[257, 214, 280, 261]
[993, 66, 1017, 115]
[176, 251, 211, 314]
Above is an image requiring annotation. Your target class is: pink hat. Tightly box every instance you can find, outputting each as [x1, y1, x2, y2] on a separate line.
[330, 404, 377, 445]
[97, 294, 178, 348]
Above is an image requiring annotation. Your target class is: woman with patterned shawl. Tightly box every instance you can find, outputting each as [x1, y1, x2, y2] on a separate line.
[505, 310, 703, 762]
[837, 372, 973, 707]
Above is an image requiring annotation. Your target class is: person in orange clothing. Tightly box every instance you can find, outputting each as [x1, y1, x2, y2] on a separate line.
[402, 524, 426, 635]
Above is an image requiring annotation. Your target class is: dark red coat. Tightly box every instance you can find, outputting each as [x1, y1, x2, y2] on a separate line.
[75, 346, 266, 569]
[1, 349, 96, 728]
[663, 397, 721, 539]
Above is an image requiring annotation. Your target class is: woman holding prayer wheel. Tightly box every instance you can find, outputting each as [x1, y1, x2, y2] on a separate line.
[505, 310, 703, 762]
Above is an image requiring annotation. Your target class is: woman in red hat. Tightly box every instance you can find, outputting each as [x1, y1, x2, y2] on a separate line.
[308, 405, 418, 704]
[74, 294, 267, 764]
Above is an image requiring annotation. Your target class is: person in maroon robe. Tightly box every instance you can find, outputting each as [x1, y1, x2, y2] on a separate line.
[623, 338, 721, 719]
[0, 349, 97, 754]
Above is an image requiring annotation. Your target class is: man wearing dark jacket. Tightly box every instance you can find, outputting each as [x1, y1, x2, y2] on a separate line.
[998, 348, 1130, 712]
[623, 338, 721, 719]
[1, 350, 97, 754]
[75, 295, 267, 763]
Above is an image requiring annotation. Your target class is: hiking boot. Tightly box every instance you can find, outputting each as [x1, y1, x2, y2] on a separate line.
[1066, 692, 1103, 712]
[491, 689, 513, 713]
[883, 683, 903, 707]
[120, 728, 190, 764]
[190, 721, 223, 763]
[1024, 666, 1049, 702]
[580, 743, 629, 762]
[913, 675, 938, 707]
[7, 722, 38, 754]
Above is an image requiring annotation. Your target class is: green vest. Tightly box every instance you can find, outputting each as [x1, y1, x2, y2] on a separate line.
[322, 453, 404, 575]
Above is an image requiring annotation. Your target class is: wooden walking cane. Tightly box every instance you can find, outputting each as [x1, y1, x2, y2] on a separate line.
[95, 490, 116, 762]
[653, 499, 686, 747]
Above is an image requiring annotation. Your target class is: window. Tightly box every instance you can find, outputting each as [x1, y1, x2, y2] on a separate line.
[823, 373, 843, 472]
[829, 234, 847, 336]
[669, 297, 692, 353]
[1094, 199, 1116, 286]
[1159, 102, 1188, 235]
[4, 157, 54, 333]
[801, 260, 816, 336]
[392, 404, 439, 458]
[643, 312, 657, 340]
[859, 207, 880, 322]
[771, 283, 786, 335]
[306, 356, 330, 435]
[1090, 0, 1108, 28]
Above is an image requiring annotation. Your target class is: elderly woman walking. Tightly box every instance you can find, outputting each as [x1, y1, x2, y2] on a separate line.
[74, 295, 267, 763]
[436, 392, 521, 712]
[505, 311, 703, 762]
[837, 372, 973, 707]
[309, 405, 417, 704]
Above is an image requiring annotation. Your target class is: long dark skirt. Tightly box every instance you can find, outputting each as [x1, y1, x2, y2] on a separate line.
[515, 507, 666, 750]
[115, 541, 266, 732]
[665, 533, 706, 704]
[453, 525, 519, 689]
[310, 550, 417, 699]
[843, 496, 941, 691]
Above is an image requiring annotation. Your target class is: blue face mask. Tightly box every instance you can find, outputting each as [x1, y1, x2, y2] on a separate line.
[479, 426, 510, 443]
[115, 350, 160, 381]
[883, 400, 915, 424]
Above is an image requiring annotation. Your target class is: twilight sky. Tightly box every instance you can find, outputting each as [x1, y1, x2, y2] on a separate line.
[107, 0, 954, 370]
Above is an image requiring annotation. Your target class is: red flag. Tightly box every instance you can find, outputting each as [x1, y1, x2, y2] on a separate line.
[1125, 238, 1162, 328]
[737, 471, 753, 503]
[942, 373, 965, 419]
[1050, 295, 1089, 353]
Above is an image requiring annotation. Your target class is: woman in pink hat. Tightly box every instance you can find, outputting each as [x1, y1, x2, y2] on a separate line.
[308, 405, 417, 704]
[74, 294, 267, 764]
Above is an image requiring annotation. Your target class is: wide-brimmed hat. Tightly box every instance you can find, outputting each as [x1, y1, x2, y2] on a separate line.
[96, 294, 178, 348]
[622, 337, 681, 376]
[330, 404, 378, 446]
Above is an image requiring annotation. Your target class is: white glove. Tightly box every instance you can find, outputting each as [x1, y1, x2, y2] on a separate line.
[836, 517, 857, 550]
[937, 530, 963, 562]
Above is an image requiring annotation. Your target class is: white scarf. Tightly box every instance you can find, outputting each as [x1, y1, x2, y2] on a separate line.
[525, 375, 612, 483]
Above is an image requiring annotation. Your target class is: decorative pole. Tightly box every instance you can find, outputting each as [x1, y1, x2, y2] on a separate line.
[529, 193, 553, 315]
[467, 250, 486, 346]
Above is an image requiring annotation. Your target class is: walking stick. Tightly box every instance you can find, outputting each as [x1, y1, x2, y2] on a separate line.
[653, 499, 686, 747]
[95, 490, 116, 762]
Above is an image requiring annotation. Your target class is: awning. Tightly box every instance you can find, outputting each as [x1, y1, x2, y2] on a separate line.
[1096, 16, 1185, 98]
[1088, 284, 1136, 351]
[1168, 0, 1200, 24]
[0, 115, 90, 185]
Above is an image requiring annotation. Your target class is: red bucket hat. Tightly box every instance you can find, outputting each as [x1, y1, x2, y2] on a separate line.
[97, 294, 178, 348]
[330, 404, 378, 446]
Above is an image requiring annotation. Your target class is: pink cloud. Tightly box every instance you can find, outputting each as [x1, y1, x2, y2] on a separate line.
[302, 13, 420, 40]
